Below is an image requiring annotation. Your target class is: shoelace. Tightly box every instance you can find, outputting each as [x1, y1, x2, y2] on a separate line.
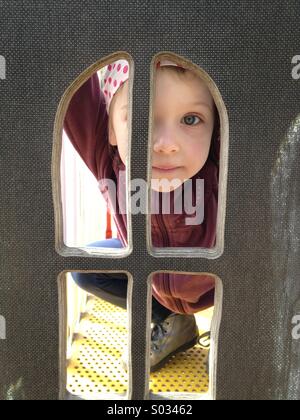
[151, 322, 169, 351]
[198, 331, 211, 348]
[151, 323, 211, 351]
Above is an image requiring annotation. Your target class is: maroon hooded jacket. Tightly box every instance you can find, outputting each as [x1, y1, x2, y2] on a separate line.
[64, 73, 219, 314]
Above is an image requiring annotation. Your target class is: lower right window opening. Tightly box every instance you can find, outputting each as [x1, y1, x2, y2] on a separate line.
[148, 272, 222, 399]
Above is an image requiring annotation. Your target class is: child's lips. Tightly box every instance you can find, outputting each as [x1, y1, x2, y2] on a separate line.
[152, 166, 181, 172]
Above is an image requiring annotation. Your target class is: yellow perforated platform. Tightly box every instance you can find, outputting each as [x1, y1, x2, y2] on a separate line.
[67, 297, 212, 399]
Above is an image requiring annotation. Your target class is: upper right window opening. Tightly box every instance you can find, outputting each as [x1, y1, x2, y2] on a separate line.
[148, 53, 229, 259]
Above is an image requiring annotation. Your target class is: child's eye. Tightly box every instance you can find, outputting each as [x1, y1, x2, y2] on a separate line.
[182, 115, 202, 126]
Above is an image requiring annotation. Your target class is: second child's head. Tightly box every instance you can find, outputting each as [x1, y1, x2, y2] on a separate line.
[102, 60, 218, 192]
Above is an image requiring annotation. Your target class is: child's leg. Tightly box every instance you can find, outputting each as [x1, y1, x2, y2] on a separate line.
[86, 238, 124, 248]
[71, 271, 128, 310]
[152, 298, 173, 324]
[71, 238, 194, 373]
[71, 238, 127, 310]
[71, 238, 174, 321]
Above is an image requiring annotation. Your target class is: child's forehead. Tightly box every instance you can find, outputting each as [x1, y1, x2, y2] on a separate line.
[157, 67, 209, 89]
[156, 68, 214, 104]
[113, 67, 214, 111]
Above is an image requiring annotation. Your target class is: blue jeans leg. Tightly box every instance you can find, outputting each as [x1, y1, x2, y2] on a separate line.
[71, 238, 173, 323]
[86, 238, 124, 248]
[72, 238, 127, 309]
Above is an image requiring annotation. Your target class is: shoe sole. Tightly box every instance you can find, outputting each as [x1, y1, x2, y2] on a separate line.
[150, 334, 199, 373]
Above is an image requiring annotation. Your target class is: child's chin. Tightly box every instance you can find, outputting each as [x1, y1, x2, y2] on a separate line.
[151, 178, 183, 193]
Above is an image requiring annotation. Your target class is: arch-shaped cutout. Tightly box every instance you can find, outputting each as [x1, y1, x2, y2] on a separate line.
[147, 52, 229, 259]
[52, 52, 134, 259]
[146, 271, 223, 400]
[58, 270, 133, 400]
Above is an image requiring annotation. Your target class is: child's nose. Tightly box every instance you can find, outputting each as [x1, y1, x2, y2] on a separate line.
[153, 128, 180, 154]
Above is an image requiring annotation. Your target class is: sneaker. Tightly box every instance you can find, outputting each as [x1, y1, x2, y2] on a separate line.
[121, 313, 199, 373]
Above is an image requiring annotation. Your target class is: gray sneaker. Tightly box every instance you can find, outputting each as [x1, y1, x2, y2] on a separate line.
[121, 313, 199, 373]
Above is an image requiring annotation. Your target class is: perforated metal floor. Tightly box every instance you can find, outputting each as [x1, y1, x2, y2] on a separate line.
[67, 298, 212, 399]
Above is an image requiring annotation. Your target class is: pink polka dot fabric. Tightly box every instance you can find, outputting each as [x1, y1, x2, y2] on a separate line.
[99, 59, 182, 114]
[100, 59, 130, 114]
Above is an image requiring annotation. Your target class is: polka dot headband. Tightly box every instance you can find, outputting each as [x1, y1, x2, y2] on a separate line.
[99, 59, 183, 114]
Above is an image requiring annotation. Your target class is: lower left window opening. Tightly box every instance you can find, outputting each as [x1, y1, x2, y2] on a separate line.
[63, 271, 130, 400]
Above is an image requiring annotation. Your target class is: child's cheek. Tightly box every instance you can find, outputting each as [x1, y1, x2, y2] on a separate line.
[121, 113, 127, 123]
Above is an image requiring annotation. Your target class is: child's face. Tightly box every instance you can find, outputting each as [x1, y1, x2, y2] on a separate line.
[108, 81, 129, 165]
[109, 69, 215, 192]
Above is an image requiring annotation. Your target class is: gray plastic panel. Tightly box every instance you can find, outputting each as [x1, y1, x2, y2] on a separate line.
[0, 0, 300, 400]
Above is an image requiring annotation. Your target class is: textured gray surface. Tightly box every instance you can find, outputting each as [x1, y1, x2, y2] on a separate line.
[0, 0, 300, 400]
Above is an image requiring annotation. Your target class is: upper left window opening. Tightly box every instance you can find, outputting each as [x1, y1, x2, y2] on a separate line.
[59, 58, 131, 255]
